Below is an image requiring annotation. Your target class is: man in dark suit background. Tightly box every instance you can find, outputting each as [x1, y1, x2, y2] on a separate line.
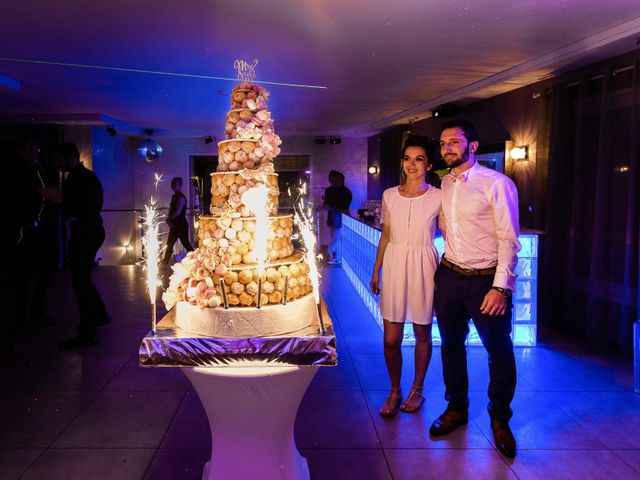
[45, 142, 110, 348]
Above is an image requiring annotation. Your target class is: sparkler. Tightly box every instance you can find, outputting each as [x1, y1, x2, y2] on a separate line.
[291, 181, 323, 332]
[153, 172, 164, 190]
[241, 184, 270, 308]
[219, 278, 229, 309]
[282, 274, 289, 305]
[142, 197, 163, 335]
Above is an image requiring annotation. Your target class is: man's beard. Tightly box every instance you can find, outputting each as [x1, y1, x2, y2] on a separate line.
[444, 146, 470, 169]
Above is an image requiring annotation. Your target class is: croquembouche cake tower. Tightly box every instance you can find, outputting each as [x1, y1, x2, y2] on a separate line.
[162, 60, 320, 338]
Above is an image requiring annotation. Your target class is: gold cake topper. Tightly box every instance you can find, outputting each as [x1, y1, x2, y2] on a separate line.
[234, 59, 259, 82]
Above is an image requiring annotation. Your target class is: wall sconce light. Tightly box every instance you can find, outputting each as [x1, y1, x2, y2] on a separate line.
[368, 165, 379, 175]
[510, 145, 529, 161]
[106, 125, 117, 137]
[329, 136, 342, 145]
[614, 165, 630, 174]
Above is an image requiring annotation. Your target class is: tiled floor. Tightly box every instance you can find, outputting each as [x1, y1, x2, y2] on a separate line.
[1, 265, 639, 479]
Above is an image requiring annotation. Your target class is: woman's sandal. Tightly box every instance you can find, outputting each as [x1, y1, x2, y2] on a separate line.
[400, 384, 425, 413]
[379, 388, 403, 417]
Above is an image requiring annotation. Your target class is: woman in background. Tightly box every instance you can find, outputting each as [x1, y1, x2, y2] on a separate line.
[163, 177, 193, 265]
[323, 170, 352, 265]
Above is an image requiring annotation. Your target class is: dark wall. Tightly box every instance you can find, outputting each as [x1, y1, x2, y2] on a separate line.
[366, 126, 404, 200]
[0, 124, 61, 165]
[540, 53, 639, 352]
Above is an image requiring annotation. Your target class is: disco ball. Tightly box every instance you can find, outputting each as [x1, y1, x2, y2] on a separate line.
[138, 139, 163, 163]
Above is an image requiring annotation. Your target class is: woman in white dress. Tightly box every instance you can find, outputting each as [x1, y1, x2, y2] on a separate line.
[370, 136, 442, 417]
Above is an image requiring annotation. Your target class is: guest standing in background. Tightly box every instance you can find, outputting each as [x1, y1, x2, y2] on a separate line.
[15, 140, 59, 328]
[31, 147, 60, 328]
[4, 141, 44, 334]
[429, 119, 520, 459]
[370, 136, 441, 417]
[45, 142, 110, 348]
[323, 170, 352, 265]
[162, 177, 193, 265]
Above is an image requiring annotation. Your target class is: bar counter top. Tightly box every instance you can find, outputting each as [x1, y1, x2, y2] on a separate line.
[348, 214, 544, 236]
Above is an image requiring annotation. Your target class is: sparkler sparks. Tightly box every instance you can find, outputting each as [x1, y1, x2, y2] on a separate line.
[142, 197, 163, 334]
[242, 184, 270, 308]
[242, 184, 270, 277]
[153, 172, 164, 190]
[292, 182, 321, 307]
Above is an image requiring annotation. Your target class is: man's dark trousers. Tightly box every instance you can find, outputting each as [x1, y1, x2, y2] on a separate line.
[434, 262, 516, 421]
[69, 221, 108, 338]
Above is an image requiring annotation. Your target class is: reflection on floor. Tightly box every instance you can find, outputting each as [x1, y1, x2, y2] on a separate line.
[0, 265, 639, 480]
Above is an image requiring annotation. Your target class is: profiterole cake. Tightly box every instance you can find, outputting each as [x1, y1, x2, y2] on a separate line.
[162, 80, 319, 338]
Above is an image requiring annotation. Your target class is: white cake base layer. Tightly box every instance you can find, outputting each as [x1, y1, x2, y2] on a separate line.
[175, 293, 319, 338]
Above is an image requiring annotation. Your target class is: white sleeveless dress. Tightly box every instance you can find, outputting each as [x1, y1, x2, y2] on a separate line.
[379, 186, 441, 324]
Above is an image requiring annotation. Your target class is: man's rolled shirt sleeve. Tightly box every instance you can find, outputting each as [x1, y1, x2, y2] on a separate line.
[491, 177, 521, 291]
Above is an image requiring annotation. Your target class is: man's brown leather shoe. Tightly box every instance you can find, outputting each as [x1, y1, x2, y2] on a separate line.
[429, 409, 468, 436]
[490, 418, 516, 458]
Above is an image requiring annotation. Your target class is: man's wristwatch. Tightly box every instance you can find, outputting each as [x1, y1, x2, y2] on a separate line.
[491, 286, 512, 298]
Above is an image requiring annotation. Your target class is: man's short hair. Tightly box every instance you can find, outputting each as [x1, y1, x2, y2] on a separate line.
[55, 142, 80, 160]
[440, 119, 479, 143]
[171, 177, 182, 186]
[401, 135, 438, 164]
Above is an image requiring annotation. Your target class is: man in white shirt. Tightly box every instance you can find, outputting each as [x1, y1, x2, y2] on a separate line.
[429, 119, 520, 459]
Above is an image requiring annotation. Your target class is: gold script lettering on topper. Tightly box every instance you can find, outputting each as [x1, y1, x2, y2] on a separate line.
[234, 59, 259, 82]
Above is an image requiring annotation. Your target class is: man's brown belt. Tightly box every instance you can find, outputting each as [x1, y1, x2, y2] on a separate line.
[441, 257, 496, 276]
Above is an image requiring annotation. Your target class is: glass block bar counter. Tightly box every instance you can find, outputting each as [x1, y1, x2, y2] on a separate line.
[341, 215, 539, 346]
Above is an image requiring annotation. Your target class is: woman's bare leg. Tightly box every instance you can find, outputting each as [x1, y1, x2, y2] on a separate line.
[401, 323, 433, 412]
[381, 319, 405, 416]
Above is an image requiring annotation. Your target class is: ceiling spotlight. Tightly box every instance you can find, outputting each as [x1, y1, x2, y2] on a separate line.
[329, 136, 341, 145]
[205, 136, 215, 144]
[106, 125, 117, 137]
[368, 165, 379, 175]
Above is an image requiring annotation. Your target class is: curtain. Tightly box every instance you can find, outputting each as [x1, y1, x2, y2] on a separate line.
[540, 54, 640, 354]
